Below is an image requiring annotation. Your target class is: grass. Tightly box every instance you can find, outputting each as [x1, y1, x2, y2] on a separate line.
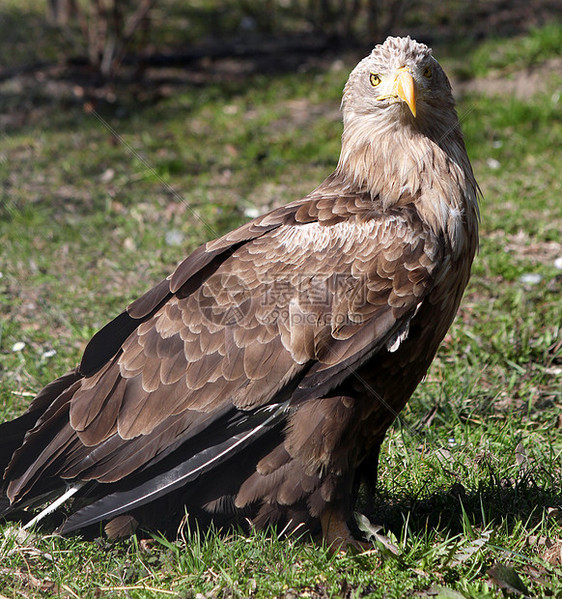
[466, 23, 562, 78]
[1, 5, 561, 597]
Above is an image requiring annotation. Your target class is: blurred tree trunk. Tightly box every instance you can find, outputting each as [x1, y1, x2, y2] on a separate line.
[47, 0, 408, 77]
[51, 0, 155, 77]
[47, 0, 77, 25]
[233, 0, 407, 43]
[366, 0, 405, 41]
[302, 0, 406, 42]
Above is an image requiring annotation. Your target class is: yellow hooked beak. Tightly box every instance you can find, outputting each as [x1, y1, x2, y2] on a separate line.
[376, 67, 417, 117]
[394, 67, 416, 117]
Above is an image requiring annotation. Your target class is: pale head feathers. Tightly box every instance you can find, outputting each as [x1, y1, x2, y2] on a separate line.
[335, 36, 479, 257]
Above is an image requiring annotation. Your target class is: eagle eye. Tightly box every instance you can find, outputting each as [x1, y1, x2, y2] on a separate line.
[370, 73, 381, 87]
[423, 67, 432, 79]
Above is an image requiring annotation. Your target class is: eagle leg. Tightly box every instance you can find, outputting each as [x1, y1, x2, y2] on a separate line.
[351, 442, 381, 517]
[282, 394, 378, 551]
[320, 506, 370, 552]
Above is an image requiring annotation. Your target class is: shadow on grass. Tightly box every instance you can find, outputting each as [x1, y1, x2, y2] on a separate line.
[363, 474, 561, 540]
[2, 471, 558, 548]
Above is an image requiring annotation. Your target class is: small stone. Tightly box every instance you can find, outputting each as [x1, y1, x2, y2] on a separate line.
[519, 273, 542, 285]
[486, 158, 501, 170]
[12, 341, 26, 352]
[123, 237, 136, 251]
[100, 168, 115, 183]
[554, 257, 562, 270]
[244, 207, 260, 219]
[165, 229, 185, 246]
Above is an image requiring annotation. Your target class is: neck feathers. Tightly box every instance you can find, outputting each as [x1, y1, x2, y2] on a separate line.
[334, 109, 480, 257]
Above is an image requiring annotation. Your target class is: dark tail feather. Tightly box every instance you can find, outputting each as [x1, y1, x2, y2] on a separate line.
[60, 402, 289, 534]
[0, 496, 10, 514]
[1, 369, 80, 497]
[0, 412, 47, 477]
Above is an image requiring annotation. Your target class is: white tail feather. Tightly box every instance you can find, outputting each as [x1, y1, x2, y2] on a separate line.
[23, 483, 83, 529]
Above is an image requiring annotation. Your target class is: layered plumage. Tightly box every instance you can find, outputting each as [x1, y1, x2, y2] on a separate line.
[0, 36, 479, 545]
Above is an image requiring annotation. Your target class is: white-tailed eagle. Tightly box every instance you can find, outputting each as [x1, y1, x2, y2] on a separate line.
[0, 36, 479, 546]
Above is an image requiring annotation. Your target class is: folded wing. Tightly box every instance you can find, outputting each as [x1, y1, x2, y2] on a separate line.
[2, 190, 443, 529]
